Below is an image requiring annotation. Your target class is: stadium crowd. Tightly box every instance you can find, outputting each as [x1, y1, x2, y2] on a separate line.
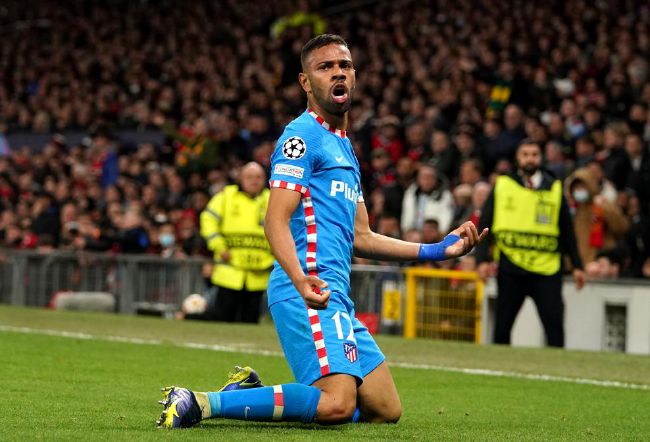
[1, 0, 650, 278]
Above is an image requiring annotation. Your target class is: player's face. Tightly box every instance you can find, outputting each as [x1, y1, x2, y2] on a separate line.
[300, 44, 355, 116]
[516, 144, 542, 175]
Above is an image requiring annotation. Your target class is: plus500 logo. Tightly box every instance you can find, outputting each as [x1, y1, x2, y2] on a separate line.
[330, 180, 360, 203]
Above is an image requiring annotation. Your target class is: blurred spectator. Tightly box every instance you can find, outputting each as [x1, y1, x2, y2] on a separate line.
[565, 168, 630, 266]
[544, 141, 570, 181]
[454, 125, 482, 164]
[486, 104, 526, 170]
[585, 249, 625, 280]
[117, 209, 150, 254]
[381, 156, 416, 220]
[71, 213, 113, 252]
[598, 123, 631, 191]
[468, 182, 492, 227]
[404, 122, 428, 162]
[401, 163, 454, 235]
[574, 136, 596, 169]
[403, 228, 422, 244]
[585, 161, 618, 204]
[370, 116, 403, 164]
[2, 224, 23, 248]
[421, 219, 441, 244]
[623, 195, 650, 277]
[624, 133, 650, 212]
[156, 222, 186, 259]
[451, 184, 473, 228]
[368, 149, 396, 189]
[457, 158, 484, 186]
[428, 130, 458, 181]
[376, 214, 401, 239]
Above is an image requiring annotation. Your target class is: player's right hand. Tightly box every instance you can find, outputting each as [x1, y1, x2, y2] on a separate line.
[296, 275, 331, 310]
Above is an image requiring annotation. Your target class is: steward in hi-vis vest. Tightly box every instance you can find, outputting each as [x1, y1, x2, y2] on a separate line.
[492, 175, 563, 275]
[201, 183, 273, 291]
[476, 140, 585, 347]
[200, 162, 272, 323]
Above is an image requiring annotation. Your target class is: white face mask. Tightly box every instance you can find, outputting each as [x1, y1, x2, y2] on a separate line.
[573, 189, 590, 203]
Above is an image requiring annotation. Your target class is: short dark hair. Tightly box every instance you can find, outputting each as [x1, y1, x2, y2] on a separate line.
[301, 34, 348, 70]
[423, 219, 440, 228]
[517, 138, 541, 151]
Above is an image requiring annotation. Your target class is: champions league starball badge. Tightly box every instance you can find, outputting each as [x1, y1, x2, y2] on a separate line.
[282, 136, 307, 159]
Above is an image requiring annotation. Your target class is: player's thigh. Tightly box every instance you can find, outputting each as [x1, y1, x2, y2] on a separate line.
[349, 311, 400, 423]
[357, 361, 401, 423]
[270, 296, 364, 386]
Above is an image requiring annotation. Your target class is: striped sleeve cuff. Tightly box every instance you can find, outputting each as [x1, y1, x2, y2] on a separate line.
[270, 180, 308, 195]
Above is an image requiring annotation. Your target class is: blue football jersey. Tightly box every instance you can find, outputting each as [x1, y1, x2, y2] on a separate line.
[267, 109, 362, 305]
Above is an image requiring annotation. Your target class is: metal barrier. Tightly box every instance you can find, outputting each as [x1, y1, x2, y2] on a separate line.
[4, 249, 648, 352]
[0, 250, 206, 313]
[0, 250, 405, 320]
[0, 250, 481, 342]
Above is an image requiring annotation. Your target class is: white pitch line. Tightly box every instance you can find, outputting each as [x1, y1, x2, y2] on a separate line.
[1, 325, 648, 391]
[391, 362, 650, 391]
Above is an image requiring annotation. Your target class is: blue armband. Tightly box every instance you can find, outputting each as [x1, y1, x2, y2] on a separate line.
[418, 234, 460, 261]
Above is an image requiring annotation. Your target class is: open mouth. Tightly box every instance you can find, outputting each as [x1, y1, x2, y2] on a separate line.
[331, 84, 349, 104]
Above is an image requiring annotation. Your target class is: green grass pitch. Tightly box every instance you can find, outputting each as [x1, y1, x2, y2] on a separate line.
[1, 305, 649, 441]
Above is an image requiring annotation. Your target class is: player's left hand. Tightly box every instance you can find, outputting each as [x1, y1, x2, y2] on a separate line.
[444, 221, 489, 259]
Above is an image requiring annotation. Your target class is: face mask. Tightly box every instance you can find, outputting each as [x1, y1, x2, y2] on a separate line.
[573, 189, 590, 203]
[159, 233, 175, 248]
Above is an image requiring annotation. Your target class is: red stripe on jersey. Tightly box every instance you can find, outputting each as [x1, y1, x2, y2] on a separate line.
[271, 176, 330, 378]
[308, 108, 347, 139]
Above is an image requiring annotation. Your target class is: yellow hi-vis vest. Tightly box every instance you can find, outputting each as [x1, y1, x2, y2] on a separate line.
[492, 175, 563, 275]
[200, 185, 273, 291]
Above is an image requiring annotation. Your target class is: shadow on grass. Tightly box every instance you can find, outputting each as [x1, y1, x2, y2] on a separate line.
[198, 420, 345, 432]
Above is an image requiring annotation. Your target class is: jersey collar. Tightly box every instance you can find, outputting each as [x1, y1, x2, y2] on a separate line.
[308, 108, 347, 138]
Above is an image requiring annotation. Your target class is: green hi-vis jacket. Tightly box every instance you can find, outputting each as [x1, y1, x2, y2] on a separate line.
[492, 175, 563, 275]
[200, 185, 273, 291]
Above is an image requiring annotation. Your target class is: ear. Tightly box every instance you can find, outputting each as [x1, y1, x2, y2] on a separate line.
[299, 72, 312, 95]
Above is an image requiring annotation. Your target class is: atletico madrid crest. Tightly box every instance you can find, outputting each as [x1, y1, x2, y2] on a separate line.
[343, 342, 358, 363]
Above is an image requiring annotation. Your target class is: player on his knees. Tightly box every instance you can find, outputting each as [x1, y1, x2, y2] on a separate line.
[156, 366, 399, 427]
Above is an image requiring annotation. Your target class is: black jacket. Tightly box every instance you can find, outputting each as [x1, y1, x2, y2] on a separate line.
[475, 170, 583, 275]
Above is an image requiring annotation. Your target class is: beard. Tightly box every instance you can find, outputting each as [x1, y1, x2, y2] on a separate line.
[320, 94, 352, 116]
[521, 164, 539, 175]
[312, 83, 353, 116]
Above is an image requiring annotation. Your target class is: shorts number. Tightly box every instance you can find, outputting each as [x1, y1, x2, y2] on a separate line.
[332, 311, 356, 343]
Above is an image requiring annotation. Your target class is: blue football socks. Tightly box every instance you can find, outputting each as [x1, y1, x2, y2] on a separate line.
[205, 383, 321, 423]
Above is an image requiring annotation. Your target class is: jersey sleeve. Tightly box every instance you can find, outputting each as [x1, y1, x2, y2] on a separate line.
[270, 127, 321, 190]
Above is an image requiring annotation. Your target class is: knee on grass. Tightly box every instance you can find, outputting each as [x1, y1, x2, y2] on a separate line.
[316, 394, 357, 424]
[365, 402, 401, 424]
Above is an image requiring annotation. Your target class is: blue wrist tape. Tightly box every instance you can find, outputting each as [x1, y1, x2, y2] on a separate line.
[418, 234, 460, 261]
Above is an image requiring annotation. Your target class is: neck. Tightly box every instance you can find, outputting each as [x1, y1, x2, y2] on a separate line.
[308, 100, 348, 131]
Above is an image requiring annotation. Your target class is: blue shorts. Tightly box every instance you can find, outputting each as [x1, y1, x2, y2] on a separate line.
[270, 294, 385, 387]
